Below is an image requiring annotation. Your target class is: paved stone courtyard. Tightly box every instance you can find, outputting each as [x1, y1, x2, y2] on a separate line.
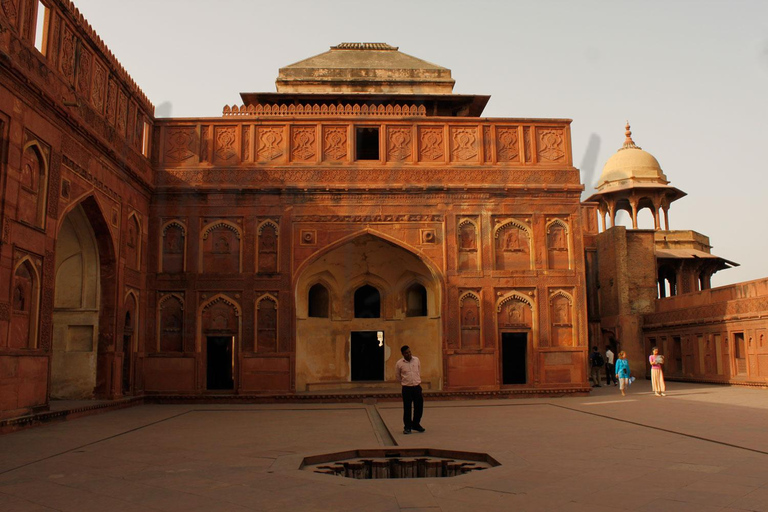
[2, 381, 768, 511]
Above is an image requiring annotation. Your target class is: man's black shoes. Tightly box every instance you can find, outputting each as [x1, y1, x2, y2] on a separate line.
[413, 425, 425, 433]
[403, 428, 412, 434]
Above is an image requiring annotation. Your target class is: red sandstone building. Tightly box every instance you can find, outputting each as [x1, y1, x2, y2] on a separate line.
[1, 1, 766, 421]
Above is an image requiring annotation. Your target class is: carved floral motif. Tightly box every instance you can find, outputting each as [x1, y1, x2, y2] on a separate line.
[165, 128, 196, 162]
[419, 127, 443, 161]
[91, 64, 106, 112]
[257, 127, 283, 161]
[323, 126, 346, 162]
[60, 27, 76, 84]
[215, 127, 237, 161]
[497, 127, 519, 161]
[292, 127, 316, 161]
[1, 0, 18, 24]
[77, 49, 91, 96]
[451, 128, 478, 162]
[116, 91, 128, 135]
[387, 127, 411, 161]
[106, 80, 117, 123]
[538, 129, 565, 162]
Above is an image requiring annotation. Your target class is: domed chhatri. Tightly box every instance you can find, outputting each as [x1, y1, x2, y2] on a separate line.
[596, 123, 668, 193]
[587, 123, 686, 232]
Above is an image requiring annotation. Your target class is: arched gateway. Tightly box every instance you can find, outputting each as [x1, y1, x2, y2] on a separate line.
[295, 233, 443, 391]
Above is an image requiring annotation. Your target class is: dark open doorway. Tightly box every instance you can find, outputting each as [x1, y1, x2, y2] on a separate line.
[501, 332, 527, 385]
[207, 336, 234, 390]
[351, 331, 384, 381]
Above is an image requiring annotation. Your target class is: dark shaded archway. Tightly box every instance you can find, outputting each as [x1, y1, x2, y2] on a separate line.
[52, 196, 118, 399]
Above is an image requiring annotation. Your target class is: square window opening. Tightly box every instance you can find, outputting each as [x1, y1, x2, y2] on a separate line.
[356, 127, 380, 161]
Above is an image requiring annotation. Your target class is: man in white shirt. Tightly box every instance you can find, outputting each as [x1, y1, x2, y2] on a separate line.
[605, 345, 617, 386]
[395, 345, 424, 434]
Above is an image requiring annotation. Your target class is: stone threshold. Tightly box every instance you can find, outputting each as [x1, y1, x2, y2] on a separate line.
[0, 396, 144, 435]
[1, 386, 589, 435]
[146, 386, 589, 404]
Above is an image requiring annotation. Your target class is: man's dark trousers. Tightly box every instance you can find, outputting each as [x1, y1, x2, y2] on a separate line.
[402, 385, 423, 429]
[605, 363, 616, 385]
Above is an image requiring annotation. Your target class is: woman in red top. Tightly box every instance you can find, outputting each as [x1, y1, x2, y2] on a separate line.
[649, 347, 666, 396]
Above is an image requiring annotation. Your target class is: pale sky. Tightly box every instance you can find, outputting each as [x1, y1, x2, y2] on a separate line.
[73, 0, 768, 287]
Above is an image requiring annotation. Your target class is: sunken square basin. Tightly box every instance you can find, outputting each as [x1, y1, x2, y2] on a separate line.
[301, 448, 500, 479]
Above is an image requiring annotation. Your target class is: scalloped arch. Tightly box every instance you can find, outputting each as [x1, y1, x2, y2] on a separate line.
[202, 221, 241, 240]
[549, 289, 574, 303]
[158, 292, 184, 309]
[257, 219, 279, 236]
[201, 294, 241, 316]
[256, 293, 278, 308]
[161, 219, 187, 236]
[493, 218, 531, 239]
[496, 291, 534, 312]
[459, 291, 480, 307]
[546, 218, 569, 233]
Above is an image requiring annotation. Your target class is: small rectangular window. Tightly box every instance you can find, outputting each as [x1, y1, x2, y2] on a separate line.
[34, 1, 50, 56]
[355, 127, 379, 161]
[141, 121, 151, 157]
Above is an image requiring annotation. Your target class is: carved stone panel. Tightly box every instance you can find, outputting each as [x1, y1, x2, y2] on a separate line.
[547, 221, 569, 270]
[202, 297, 238, 335]
[537, 128, 566, 162]
[159, 294, 183, 352]
[124, 215, 140, 270]
[59, 25, 76, 84]
[258, 221, 278, 274]
[323, 126, 347, 162]
[257, 126, 285, 162]
[494, 221, 532, 271]
[1, 0, 18, 25]
[116, 91, 128, 136]
[214, 126, 238, 163]
[387, 126, 412, 162]
[457, 219, 479, 273]
[418, 127, 444, 162]
[496, 126, 520, 162]
[161, 222, 185, 273]
[498, 296, 533, 329]
[460, 293, 481, 349]
[523, 127, 532, 163]
[106, 79, 117, 125]
[202, 224, 241, 273]
[76, 48, 91, 97]
[256, 297, 278, 353]
[450, 127, 479, 162]
[550, 292, 574, 347]
[291, 126, 317, 162]
[91, 63, 107, 114]
[165, 127, 197, 163]
[10, 262, 34, 349]
[242, 126, 250, 162]
[483, 126, 492, 162]
[17, 143, 46, 227]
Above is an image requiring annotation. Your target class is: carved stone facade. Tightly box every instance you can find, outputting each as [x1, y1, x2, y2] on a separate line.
[1, 0, 152, 419]
[4, 3, 764, 421]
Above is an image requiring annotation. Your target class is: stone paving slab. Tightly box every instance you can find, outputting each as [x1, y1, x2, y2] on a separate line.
[1, 381, 768, 511]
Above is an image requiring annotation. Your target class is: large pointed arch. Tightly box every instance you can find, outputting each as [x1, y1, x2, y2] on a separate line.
[293, 227, 445, 291]
[51, 195, 118, 399]
[293, 229, 445, 392]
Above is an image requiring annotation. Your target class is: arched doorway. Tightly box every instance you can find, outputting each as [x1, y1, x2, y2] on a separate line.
[294, 232, 443, 391]
[51, 198, 116, 399]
